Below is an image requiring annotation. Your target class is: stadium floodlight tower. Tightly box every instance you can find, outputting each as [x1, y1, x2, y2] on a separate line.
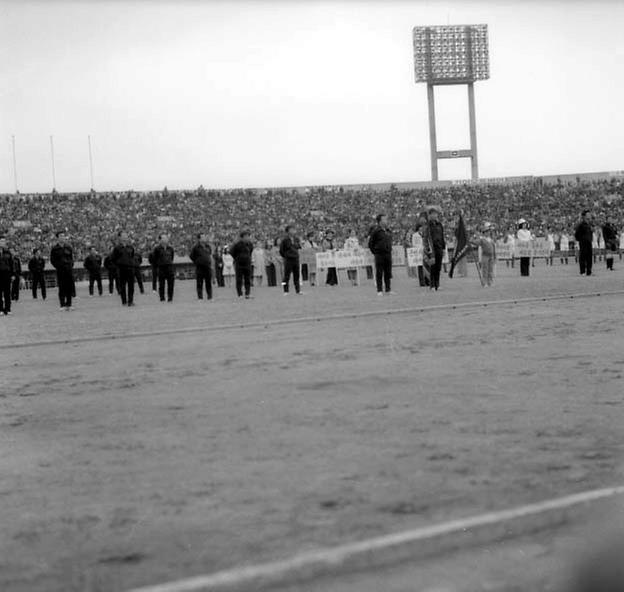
[413, 24, 490, 181]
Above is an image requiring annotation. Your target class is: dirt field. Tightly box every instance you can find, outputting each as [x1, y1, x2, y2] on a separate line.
[1, 262, 623, 592]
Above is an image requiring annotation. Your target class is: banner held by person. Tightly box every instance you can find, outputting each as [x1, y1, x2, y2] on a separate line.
[449, 214, 470, 278]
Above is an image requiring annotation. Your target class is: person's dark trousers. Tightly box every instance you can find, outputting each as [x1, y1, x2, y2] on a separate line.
[134, 268, 144, 294]
[11, 276, 20, 301]
[326, 267, 338, 285]
[196, 266, 212, 299]
[216, 267, 224, 287]
[374, 254, 392, 292]
[158, 266, 175, 301]
[31, 272, 46, 299]
[118, 267, 135, 305]
[0, 272, 11, 313]
[108, 271, 119, 294]
[235, 265, 251, 297]
[88, 272, 103, 296]
[520, 257, 531, 276]
[151, 265, 158, 291]
[266, 264, 276, 287]
[283, 258, 300, 293]
[430, 248, 443, 290]
[56, 270, 73, 307]
[579, 244, 593, 275]
[417, 265, 426, 287]
[301, 264, 309, 282]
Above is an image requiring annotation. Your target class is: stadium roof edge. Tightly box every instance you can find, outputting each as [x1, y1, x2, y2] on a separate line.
[1, 170, 622, 197]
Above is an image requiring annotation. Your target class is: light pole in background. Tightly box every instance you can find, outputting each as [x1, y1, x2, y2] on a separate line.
[413, 24, 490, 181]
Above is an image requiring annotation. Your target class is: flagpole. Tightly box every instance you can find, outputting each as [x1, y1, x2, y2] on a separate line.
[11, 135, 18, 193]
[88, 135, 94, 190]
[50, 135, 57, 190]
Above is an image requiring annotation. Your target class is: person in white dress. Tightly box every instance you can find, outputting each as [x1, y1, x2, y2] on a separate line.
[344, 229, 360, 286]
[252, 242, 266, 287]
[222, 247, 234, 288]
[559, 229, 570, 265]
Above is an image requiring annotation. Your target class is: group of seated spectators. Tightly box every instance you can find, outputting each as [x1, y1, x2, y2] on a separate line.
[1, 176, 623, 262]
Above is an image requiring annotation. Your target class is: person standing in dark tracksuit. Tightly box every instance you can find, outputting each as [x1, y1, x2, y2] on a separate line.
[279, 226, 302, 295]
[575, 210, 594, 276]
[28, 248, 46, 300]
[134, 252, 144, 294]
[148, 244, 158, 292]
[10, 254, 22, 301]
[190, 233, 213, 300]
[83, 246, 103, 296]
[50, 231, 75, 310]
[111, 231, 137, 306]
[602, 215, 617, 271]
[0, 237, 16, 315]
[230, 230, 254, 299]
[104, 248, 119, 295]
[368, 214, 393, 295]
[152, 234, 175, 302]
[422, 207, 446, 291]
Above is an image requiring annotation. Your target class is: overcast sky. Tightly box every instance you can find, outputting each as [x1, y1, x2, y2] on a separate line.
[1, 0, 623, 193]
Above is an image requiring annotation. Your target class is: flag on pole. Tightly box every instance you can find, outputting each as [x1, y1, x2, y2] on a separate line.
[448, 214, 470, 278]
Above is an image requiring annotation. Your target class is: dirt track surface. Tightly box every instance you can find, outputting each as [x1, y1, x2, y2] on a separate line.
[1, 263, 623, 591]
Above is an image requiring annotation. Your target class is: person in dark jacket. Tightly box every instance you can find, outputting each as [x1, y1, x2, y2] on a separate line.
[50, 231, 75, 310]
[321, 229, 338, 286]
[422, 206, 446, 291]
[110, 231, 136, 306]
[83, 246, 103, 296]
[152, 233, 175, 302]
[104, 246, 119, 295]
[0, 237, 15, 315]
[368, 213, 393, 295]
[602, 214, 618, 271]
[190, 232, 213, 300]
[230, 230, 254, 299]
[148, 242, 158, 292]
[279, 225, 302, 295]
[213, 243, 224, 287]
[11, 254, 22, 301]
[134, 252, 144, 294]
[28, 248, 46, 300]
[574, 210, 594, 276]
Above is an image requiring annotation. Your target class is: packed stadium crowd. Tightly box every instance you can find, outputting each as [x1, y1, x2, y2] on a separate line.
[1, 176, 623, 262]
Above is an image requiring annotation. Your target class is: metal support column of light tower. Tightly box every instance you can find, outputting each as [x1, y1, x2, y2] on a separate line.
[467, 82, 478, 180]
[427, 83, 439, 181]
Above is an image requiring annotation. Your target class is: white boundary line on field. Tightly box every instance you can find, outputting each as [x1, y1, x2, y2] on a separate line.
[127, 485, 624, 592]
[4, 289, 624, 350]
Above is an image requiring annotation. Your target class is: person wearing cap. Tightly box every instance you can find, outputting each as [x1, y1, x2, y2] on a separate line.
[28, 248, 46, 300]
[321, 229, 338, 286]
[422, 207, 446, 291]
[0, 236, 16, 315]
[189, 232, 214, 299]
[83, 245, 103, 297]
[472, 223, 497, 287]
[516, 219, 533, 277]
[230, 230, 254, 299]
[574, 210, 593, 276]
[368, 213, 393, 295]
[50, 231, 75, 310]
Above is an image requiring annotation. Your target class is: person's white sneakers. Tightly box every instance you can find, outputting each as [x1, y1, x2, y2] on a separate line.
[377, 291, 383, 296]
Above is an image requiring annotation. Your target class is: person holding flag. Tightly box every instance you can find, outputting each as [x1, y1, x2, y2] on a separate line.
[448, 211, 480, 283]
[471, 223, 497, 287]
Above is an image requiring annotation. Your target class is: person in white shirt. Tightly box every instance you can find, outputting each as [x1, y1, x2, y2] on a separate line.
[559, 229, 570, 265]
[546, 226, 556, 266]
[344, 229, 360, 286]
[505, 226, 516, 268]
[516, 219, 533, 277]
